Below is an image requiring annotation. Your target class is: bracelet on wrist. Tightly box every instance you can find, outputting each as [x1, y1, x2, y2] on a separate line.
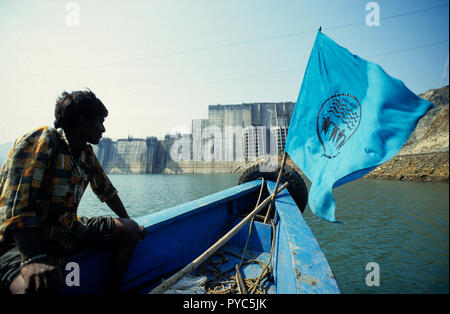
[20, 254, 48, 268]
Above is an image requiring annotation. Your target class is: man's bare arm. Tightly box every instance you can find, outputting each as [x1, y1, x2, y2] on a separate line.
[105, 194, 146, 241]
[105, 194, 130, 219]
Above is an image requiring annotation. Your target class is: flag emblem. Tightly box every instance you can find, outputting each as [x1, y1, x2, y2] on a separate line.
[317, 93, 362, 159]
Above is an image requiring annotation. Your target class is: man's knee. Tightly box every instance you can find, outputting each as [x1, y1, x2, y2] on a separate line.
[113, 218, 140, 242]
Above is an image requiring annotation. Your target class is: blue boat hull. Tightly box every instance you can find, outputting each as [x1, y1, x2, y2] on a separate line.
[60, 180, 339, 294]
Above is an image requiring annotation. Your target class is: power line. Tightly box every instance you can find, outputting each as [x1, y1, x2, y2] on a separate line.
[128, 68, 302, 96]
[107, 2, 450, 65]
[1, 2, 448, 82]
[366, 40, 449, 58]
[323, 2, 448, 32]
[129, 40, 449, 96]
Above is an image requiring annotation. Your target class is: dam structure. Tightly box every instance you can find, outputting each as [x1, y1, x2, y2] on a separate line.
[95, 102, 295, 174]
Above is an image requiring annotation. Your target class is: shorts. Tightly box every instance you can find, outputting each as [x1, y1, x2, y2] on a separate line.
[0, 216, 116, 293]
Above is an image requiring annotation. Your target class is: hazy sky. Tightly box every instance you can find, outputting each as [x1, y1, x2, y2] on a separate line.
[0, 0, 448, 143]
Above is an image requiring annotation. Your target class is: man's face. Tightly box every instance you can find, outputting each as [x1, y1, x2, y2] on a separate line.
[81, 115, 105, 144]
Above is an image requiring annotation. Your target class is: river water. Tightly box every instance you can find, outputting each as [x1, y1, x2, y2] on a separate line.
[77, 174, 449, 294]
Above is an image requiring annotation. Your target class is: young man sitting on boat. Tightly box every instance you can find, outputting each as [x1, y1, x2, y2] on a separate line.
[0, 89, 146, 294]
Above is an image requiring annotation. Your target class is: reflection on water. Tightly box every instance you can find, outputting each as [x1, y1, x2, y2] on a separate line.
[78, 174, 449, 294]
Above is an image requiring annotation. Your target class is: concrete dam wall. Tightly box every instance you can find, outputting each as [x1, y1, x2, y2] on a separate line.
[95, 102, 296, 174]
[95, 137, 176, 174]
[95, 135, 257, 175]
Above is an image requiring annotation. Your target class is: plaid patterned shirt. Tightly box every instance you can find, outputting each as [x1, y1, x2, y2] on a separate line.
[0, 126, 117, 250]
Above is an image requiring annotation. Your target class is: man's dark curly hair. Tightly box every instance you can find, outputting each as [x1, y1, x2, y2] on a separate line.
[54, 89, 108, 130]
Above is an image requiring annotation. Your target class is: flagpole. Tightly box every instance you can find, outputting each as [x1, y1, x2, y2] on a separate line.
[263, 151, 287, 224]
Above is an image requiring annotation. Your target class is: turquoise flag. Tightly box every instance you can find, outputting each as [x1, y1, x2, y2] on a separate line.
[285, 31, 433, 222]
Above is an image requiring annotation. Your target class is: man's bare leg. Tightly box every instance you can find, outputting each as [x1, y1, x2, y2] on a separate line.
[104, 218, 140, 294]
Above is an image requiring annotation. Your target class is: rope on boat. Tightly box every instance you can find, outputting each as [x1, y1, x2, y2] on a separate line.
[235, 264, 247, 294]
[197, 253, 271, 294]
[197, 169, 280, 294]
[197, 220, 276, 294]
[239, 178, 265, 267]
[148, 182, 288, 294]
[264, 152, 287, 223]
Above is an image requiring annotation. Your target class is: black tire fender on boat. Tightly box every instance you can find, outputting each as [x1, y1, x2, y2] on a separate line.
[238, 160, 308, 214]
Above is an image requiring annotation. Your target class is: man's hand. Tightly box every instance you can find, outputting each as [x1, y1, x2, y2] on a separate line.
[11, 260, 63, 294]
[10, 228, 63, 293]
[138, 225, 146, 241]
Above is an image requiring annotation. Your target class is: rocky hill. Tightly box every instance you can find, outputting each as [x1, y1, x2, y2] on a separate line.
[365, 86, 449, 182]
